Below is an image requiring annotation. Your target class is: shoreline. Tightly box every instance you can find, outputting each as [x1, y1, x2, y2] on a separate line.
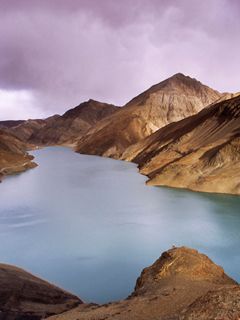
[0, 156, 37, 183]
[72, 148, 240, 197]
[2, 145, 239, 199]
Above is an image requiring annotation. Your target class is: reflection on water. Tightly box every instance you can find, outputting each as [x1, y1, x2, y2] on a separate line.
[0, 147, 240, 303]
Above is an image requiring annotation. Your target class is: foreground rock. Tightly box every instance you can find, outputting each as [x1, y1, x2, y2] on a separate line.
[76, 73, 224, 158]
[180, 286, 240, 319]
[0, 129, 37, 182]
[123, 94, 240, 195]
[48, 247, 238, 320]
[0, 263, 81, 319]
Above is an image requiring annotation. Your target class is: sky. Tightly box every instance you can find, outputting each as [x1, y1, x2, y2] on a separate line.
[0, 0, 240, 120]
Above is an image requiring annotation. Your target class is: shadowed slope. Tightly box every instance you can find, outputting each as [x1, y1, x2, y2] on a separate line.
[123, 95, 240, 195]
[0, 263, 81, 319]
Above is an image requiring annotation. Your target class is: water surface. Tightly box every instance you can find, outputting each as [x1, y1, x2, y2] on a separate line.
[0, 147, 240, 303]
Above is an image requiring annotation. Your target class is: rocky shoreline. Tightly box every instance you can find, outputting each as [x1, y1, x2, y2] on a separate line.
[0, 155, 37, 183]
[0, 129, 38, 183]
[1, 247, 239, 320]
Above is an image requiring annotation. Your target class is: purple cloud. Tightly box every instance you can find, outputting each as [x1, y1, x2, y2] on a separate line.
[0, 0, 240, 119]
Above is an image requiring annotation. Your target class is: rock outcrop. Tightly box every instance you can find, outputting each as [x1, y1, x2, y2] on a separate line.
[76, 73, 224, 158]
[0, 263, 81, 319]
[47, 247, 239, 320]
[0, 129, 37, 182]
[123, 94, 240, 195]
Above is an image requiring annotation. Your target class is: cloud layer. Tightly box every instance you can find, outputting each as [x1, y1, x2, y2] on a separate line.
[0, 0, 240, 119]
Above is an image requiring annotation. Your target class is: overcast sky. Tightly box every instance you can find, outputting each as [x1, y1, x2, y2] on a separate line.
[0, 0, 239, 120]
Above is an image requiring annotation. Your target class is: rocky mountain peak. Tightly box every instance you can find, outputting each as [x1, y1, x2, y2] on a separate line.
[62, 99, 117, 119]
[164, 72, 202, 86]
[134, 247, 236, 296]
[126, 73, 222, 108]
[165, 72, 195, 83]
[153, 72, 221, 95]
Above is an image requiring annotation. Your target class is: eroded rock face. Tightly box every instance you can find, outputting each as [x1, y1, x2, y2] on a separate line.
[76, 73, 224, 158]
[0, 263, 81, 319]
[47, 247, 238, 320]
[123, 94, 240, 195]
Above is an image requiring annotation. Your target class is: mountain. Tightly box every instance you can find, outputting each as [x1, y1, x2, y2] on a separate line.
[76, 73, 224, 158]
[0, 120, 25, 128]
[123, 95, 240, 195]
[0, 129, 37, 182]
[28, 99, 119, 145]
[47, 246, 239, 320]
[0, 263, 81, 319]
[11, 117, 58, 141]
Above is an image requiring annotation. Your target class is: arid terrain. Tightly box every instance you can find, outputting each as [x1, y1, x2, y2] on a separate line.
[1, 0, 240, 318]
[1, 73, 239, 194]
[0, 262, 81, 319]
[0, 74, 240, 319]
[0, 247, 239, 320]
[3, 100, 119, 146]
[0, 99, 118, 181]
[123, 94, 240, 195]
[75, 73, 224, 158]
[45, 247, 240, 320]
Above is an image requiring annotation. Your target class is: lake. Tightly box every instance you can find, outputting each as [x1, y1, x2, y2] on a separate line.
[0, 146, 240, 303]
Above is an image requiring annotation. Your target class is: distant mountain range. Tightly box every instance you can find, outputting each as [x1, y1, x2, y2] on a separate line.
[28, 100, 118, 145]
[0, 100, 118, 145]
[0, 73, 239, 194]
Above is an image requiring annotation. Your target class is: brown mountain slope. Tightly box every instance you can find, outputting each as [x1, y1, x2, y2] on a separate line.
[0, 263, 81, 319]
[0, 120, 25, 128]
[76, 73, 223, 158]
[48, 247, 238, 320]
[28, 99, 119, 145]
[12, 115, 60, 141]
[0, 129, 37, 182]
[123, 95, 240, 195]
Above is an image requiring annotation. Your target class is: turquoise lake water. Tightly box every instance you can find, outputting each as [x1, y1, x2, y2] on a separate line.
[0, 146, 239, 303]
